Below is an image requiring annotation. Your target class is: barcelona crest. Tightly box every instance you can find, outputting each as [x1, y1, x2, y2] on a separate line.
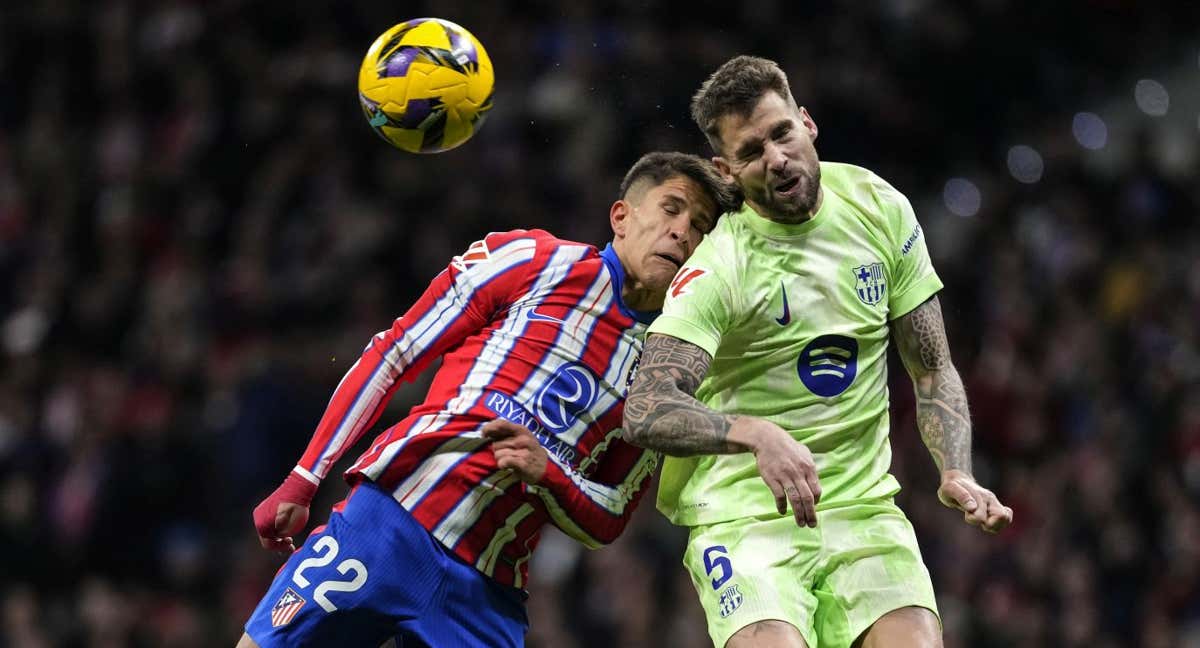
[852, 262, 886, 306]
[718, 584, 744, 618]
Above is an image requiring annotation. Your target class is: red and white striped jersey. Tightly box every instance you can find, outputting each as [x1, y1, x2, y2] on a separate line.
[290, 229, 658, 588]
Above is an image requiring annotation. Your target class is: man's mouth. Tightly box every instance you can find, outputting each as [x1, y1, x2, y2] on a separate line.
[775, 176, 800, 194]
[655, 253, 682, 269]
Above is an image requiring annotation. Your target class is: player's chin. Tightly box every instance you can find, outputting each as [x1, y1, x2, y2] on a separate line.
[644, 268, 677, 296]
[777, 189, 816, 216]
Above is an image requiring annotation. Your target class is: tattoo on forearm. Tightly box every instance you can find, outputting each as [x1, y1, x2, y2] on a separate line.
[893, 297, 973, 473]
[915, 369, 971, 473]
[623, 335, 741, 456]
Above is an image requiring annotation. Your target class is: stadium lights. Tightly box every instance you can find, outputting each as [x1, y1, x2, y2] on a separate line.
[943, 178, 981, 218]
[1006, 145, 1044, 184]
[1072, 112, 1108, 150]
[1134, 79, 1169, 116]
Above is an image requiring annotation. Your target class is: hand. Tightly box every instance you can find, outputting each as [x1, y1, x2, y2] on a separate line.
[937, 469, 1013, 533]
[252, 471, 318, 553]
[482, 419, 549, 484]
[745, 419, 821, 528]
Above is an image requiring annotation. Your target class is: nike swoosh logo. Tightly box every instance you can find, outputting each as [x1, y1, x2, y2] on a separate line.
[529, 311, 567, 324]
[775, 281, 791, 325]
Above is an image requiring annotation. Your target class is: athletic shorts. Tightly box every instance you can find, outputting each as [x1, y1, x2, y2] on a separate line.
[245, 481, 528, 647]
[682, 499, 938, 648]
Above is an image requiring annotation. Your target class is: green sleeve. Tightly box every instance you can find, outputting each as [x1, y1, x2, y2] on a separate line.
[880, 183, 943, 319]
[646, 246, 735, 357]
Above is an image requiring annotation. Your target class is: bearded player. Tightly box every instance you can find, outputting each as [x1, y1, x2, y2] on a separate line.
[624, 57, 1012, 648]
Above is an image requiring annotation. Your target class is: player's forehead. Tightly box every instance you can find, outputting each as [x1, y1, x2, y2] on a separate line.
[648, 175, 718, 221]
[716, 92, 795, 151]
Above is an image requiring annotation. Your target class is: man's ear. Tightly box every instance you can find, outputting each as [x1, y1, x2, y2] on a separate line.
[799, 106, 819, 141]
[712, 157, 734, 183]
[610, 199, 630, 238]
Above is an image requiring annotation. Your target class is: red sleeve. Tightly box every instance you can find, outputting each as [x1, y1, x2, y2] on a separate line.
[530, 436, 658, 548]
[291, 230, 544, 483]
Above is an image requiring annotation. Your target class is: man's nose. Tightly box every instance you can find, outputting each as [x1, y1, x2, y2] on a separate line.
[765, 143, 788, 174]
[668, 214, 690, 248]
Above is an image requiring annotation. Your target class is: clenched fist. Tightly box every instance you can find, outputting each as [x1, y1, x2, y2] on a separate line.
[252, 471, 319, 553]
[937, 469, 1013, 534]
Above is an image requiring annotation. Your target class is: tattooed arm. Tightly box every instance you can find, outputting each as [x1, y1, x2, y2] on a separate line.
[622, 333, 740, 455]
[623, 333, 823, 527]
[892, 296, 1012, 533]
[891, 296, 972, 473]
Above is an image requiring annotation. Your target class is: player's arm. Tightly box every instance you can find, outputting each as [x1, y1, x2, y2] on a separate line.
[623, 333, 823, 528]
[891, 295, 1012, 534]
[482, 420, 656, 548]
[252, 232, 538, 552]
[623, 333, 739, 454]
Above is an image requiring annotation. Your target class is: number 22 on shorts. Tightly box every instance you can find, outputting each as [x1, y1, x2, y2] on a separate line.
[292, 536, 369, 612]
[703, 545, 733, 590]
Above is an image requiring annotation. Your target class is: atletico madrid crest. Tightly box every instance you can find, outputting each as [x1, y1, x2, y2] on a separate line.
[271, 588, 306, 627]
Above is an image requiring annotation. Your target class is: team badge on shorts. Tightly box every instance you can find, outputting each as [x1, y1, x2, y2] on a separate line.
[717, 584, 743, 618]
[271, 588, 306, 627]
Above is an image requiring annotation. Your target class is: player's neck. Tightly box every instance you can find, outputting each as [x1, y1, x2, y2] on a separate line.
[610, 242, 662, 311]
[609, 240, 667, 314]
[621, 279, 662, 312]
[750, 185, 824, 225]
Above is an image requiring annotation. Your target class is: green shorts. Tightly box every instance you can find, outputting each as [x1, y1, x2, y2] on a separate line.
[682, 499, 938, 648]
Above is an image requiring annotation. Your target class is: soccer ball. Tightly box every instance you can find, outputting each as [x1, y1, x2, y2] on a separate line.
[358, 18, 494, 153]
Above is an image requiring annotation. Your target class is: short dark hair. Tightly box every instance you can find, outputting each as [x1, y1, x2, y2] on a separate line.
[618, 151, 741, 223]
[690, 55, 794, 154]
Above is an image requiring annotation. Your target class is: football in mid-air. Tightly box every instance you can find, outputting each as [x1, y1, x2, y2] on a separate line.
[358, 18, 494, 153]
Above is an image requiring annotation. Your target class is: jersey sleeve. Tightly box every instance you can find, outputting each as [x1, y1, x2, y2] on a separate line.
[528, 435, 658, 549]
[645, 243, 736, 357]
[876, 180, 943, 319]
[292, 231, 542, 483]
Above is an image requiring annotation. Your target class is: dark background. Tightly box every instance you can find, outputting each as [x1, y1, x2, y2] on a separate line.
[1, 1, 1198, 646]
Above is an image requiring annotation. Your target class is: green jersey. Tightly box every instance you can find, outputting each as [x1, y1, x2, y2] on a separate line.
[650, 162, 943, 527]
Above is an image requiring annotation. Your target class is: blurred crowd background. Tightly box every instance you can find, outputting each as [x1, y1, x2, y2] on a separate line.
[1, 1, 1198, 646]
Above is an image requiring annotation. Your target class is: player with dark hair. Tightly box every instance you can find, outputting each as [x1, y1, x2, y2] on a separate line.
[237, 151, 739, 647]
[624, 56, 1012, 648]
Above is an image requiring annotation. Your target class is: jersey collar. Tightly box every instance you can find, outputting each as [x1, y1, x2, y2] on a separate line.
[600, 243, 660, 325]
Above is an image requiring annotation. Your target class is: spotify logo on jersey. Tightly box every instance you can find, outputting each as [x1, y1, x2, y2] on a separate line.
[797, 334, 859, 397]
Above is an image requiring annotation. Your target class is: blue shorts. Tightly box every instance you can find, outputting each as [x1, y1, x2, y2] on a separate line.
[245, 481, 528, 647]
